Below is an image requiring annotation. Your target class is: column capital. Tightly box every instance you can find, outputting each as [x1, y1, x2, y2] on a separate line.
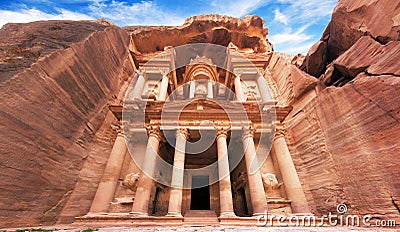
[146, 124, 161, 139]
[215, 126, 230, 139]
[234, 71, 242, 78]
[176, 128, 190, 140]
[242, 126, 256, 140]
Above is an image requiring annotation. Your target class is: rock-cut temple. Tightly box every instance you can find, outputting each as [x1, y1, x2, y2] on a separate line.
[77, 42, 313, 226]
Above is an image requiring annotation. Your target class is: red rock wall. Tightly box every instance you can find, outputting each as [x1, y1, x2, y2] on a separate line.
[285, 74, 400, 216]
[301, 0, 400, 79]
[125, 14, 272, 53]
[0, 26, 132, 227]
[268, 50, 400, 217]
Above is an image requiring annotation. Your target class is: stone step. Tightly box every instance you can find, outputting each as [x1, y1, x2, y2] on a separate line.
[183, 210, 219, 226]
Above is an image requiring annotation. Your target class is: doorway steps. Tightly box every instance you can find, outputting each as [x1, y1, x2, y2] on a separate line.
[183, 210, 219, 226]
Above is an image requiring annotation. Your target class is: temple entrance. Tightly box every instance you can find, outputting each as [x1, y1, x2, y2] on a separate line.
[190, 176, 210, 210]
[238, 187, 249, 216]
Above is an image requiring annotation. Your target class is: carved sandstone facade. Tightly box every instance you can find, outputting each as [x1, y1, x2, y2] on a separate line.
[77, 43, 314, 226]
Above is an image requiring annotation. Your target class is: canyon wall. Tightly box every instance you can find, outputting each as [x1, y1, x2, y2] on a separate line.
[125, 14, 273, 54]
[0, 22, 133, 227]
[271, 0, 400, 217]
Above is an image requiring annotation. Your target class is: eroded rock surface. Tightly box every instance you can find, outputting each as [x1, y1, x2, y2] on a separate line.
[0, 20, 115, 82]
[124, 14, 273, 54]
[0, 23, 132, 227]
[301, 0, 400, 79]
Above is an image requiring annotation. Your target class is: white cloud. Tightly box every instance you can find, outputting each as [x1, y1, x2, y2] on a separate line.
[0, 8, 92, 28]
[276, 0, 336, 22]
[209, 0, 269, 17]
[269, 24, 315, 54]
[273, 9, 288, 25]
[87, 1, 185, 26]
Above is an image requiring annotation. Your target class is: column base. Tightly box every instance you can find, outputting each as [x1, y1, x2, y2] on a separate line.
[219, 212, 237, 218]
[253, 211, 268, 217]
[166, 212, 183, 218]
[86, 212, 109, 216]
[129, 211, 149, 217]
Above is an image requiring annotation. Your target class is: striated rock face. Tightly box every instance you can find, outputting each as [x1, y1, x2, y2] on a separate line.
[285, 73, 400, 216]
[267, 52, 320, 106]
[301, 0, 400, 79]
[124, 14, 272, 53]
[0, 22, 133, 227]
[322, 37, 400, 86]
[274, 0, 400, 216]
[0, 20, 113, 83]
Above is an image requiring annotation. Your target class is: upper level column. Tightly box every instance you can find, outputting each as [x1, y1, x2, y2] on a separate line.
[257, 75, 270, 102]
[131, 125, 161, 216]
[157, 75, 169, 101]
[207, 80, 213, 99]
[189, 81, 195, 98]
[216, 127, 236, 218]
[132, 72, 146, 100]
[273, 124, 311, 214]
[242, 126, 267, 215]
[234, 75, 246, 102]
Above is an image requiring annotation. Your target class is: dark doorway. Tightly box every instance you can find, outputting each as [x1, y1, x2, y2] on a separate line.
[238, 187, 249, 216]
[190, 176, 210, 210]
[152, 187, 162, 215]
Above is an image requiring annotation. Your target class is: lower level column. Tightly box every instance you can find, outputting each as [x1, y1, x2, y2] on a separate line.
[89, 127, 127, 214]
[242, 126, 267, 215]
[216, 127, 236, 217]
[130, 126, 161, 216]
[273, 124, 311, 214]
[167, 128, 189, 217]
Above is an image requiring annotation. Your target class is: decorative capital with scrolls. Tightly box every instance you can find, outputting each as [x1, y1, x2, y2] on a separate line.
[176, 128, 190, 140]
[215, 126, 230, 139]
[242, 125, 257, 140]
[145, 124, 161, 139]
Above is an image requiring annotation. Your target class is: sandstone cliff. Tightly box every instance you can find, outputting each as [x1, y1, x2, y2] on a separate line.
[124, 14, 273, 54]
[0, 21, 133, 227]
[275, 0, 400, 217]
[301, 0, 400, 81]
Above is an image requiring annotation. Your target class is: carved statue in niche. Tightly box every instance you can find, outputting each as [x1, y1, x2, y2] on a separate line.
[148, 83, 159, 100]
[194, 82, 207, 97]
[122, 173, 140, 191]
[244, 83, 258, 101]
[262, 173, 282, 192]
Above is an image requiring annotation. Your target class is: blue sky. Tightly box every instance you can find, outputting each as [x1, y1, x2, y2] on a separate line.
[0, 0, 337, 54]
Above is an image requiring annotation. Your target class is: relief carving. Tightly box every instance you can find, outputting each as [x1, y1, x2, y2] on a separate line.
[122, 172, 140, 191]
[262, 173, 282, 191]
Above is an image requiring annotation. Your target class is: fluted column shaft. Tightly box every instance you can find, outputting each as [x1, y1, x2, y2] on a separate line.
[89, 130, 127, 214]
[167, 129, 189, 217]
[189, 81, 195, 98]
[242, 127, 267, 215]
[133, 74, 145, 100]
[158, 75, 169, 101]
[257, 75, 270, 102]
[131, 126, 161, 216]
[234, 76, 246, 101]
[207, 80, 213, 98]
[273, 125, 311, 214]
[216, 128, 236, 217]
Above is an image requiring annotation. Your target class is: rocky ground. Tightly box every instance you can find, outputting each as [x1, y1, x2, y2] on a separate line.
[2, 225, 399, 232]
